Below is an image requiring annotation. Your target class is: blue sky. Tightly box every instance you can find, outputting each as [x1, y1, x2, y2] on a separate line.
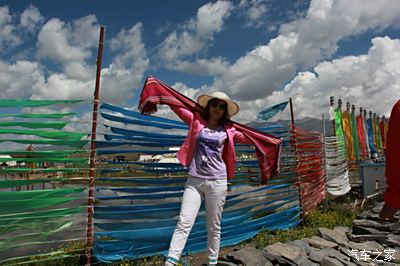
[1, 0, 400, 124]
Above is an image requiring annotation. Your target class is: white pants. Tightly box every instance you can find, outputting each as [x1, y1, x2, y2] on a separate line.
[166, 176, 227, 264]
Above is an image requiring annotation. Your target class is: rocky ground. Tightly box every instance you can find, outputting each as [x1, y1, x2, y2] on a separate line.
[198, 201, 399, 266]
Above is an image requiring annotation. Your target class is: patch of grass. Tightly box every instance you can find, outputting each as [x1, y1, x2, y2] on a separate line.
[4, 241, 86, 266]
[253, 199, 360, 249]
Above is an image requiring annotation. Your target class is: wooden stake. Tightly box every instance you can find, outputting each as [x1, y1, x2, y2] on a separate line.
[86, 26, 105, 266]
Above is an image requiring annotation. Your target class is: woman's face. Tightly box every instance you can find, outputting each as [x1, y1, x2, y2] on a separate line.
[208, 98, 227, 121]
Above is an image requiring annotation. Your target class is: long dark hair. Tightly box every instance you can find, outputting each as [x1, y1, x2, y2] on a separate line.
[201, 98, 229, 126]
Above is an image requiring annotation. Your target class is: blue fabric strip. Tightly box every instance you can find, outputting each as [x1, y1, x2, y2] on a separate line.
[101, 113, 188, 130]
[111, 126, 186, 139]
[97, 149, 178, 155]
[100, 102, 186, 126]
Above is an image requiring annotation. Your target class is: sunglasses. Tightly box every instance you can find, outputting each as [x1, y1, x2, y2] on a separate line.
[210, 101, 227, 110]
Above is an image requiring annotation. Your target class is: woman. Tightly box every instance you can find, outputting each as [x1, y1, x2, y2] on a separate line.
[139, 76, 281, 266]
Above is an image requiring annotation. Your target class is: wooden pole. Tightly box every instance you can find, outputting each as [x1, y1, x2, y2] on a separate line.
[289, 98, 295, 129]
[86, 25, 105, 266]
[330, 96, 335, 136]
[289, 98, 304, 221]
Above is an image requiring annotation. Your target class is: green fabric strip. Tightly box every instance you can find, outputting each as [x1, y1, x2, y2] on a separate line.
[0, 188, 84, 201]
[0, 121, 69, 129]
[0, 150, 86, 157]
[350, 112, 359, 160]
[0, 113, 77, 119]
[0, 99, 83, 108]
[376, 120, 382, 151]
[0, 128, 86, 139]
[0, 168, 87, 174]
[0, 221, 74, 252]
[334, 108, 346, 156]
[0, 206, 84, 221]
[0, 157, 88, 164]
[0, 139, 89, 148]
[0, 197, 78, 213]
[0, 179, 50, 188]
[0, 219, 73, 236]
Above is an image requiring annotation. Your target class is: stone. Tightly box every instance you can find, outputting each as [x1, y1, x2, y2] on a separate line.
[263, 251, 296, 266]
[352, 219, 399, 232]
[347, 241, 385, 253]
[309, 249, 325, 263]
[356, 211, 371, 220]
[286, 240, 312, 255]
[318, 227, 350, 247]
[351, 225, 388, 235]
[385, 234, 400, 247]
[349, 234, 387, 243]
[304, 236, 339, 249]
[321, 257, 345, 266]
[297, 257, 319, 266]
[309, 248, 354, 265]
[264, 242, 306, 263]
[216, 262, 241, 266]
[225, 247, 271, 266]
[371, 206, 383, 214]
[333, 227, 351, 237]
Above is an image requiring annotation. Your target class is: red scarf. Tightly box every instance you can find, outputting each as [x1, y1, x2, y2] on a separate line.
[139, 76, 282, 183]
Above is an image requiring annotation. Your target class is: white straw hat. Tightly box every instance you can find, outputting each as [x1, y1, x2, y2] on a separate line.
[197, 91, 240, 117]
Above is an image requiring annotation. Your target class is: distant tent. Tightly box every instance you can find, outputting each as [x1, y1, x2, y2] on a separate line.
[0, 155, 17, 167]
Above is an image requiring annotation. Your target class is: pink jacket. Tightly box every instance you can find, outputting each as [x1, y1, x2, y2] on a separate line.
[139, 76, 281, 183]
[170, 105, 252, 180]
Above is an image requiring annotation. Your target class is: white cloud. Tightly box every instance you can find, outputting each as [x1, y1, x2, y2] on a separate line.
[31, 73, 93, 100]
[238, 0, 269, 28]
[157, 1, 233, 70]
[20, 5, 44, 32]
[263, 37, 400, 120]
[212, 0, 400, 102]
[173, 57, 230, 76]
[36, 15, 99, 80]
[196, 1, 233, 37]
[0, 60, 43, 98]
[100, 22, 149, 103]
[0, 5, 21, 51]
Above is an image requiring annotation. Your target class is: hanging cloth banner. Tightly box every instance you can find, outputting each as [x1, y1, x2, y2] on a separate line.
[350, 112, 359, 160]
[362, 116, 371, 157]
[100, 102, 186, 126]
[0, 150, 85, 157]
[0, 128, 86, 140]
[96, 149, 177, 155]
[0, 113, 77, 119]
[333, 108, 346, 157]
[0, 188, 84, 201]
[341, 110, 354, 160]
[0, 139, 88, 148]
[372, 118, 379, 152]
[0, 167, 85, 174]
[104, 134, 184, 143]
[110, 126, 185, 139]
[375, 119, 382, 153]
[379, 119, 387, 149]
[367, 118, 377, 155]
[0, 197, 79, 213]
[0, 157, 87, 164]
[0, 179, 50, 189]
[0, 121, 69, 129]
[0, 99, 83, 108]
[356, 115, 367, 159]
[257, 101, 289, 121]
[101, 113, 188, 130]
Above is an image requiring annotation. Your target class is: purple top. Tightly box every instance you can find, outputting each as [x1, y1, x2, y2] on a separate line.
[188, 126, 227, 179]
